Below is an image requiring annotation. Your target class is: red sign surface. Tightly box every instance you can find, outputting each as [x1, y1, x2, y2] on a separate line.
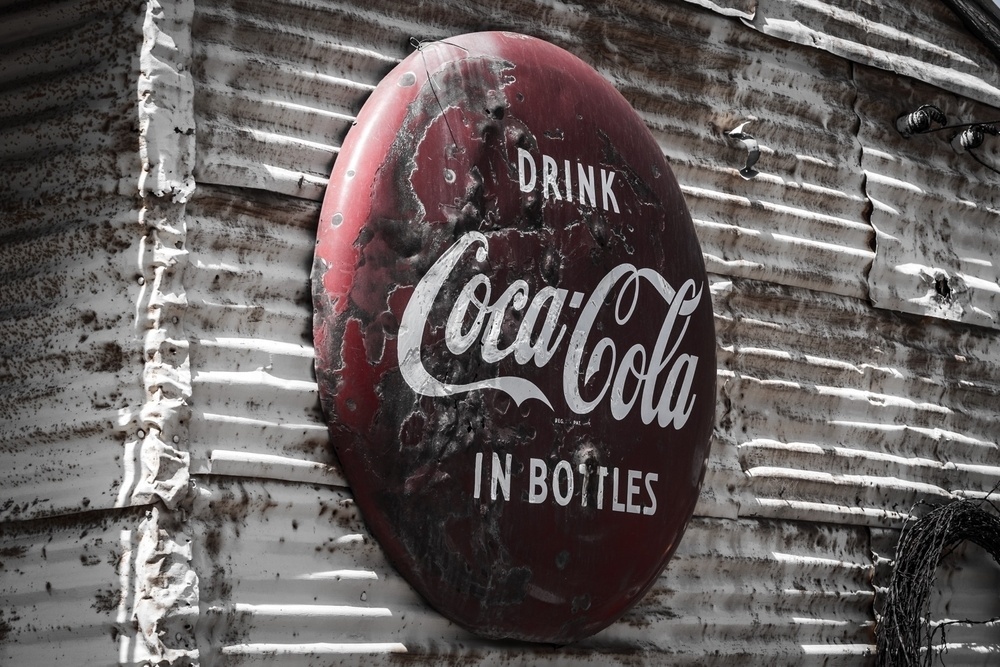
[312, 32, 715, 643]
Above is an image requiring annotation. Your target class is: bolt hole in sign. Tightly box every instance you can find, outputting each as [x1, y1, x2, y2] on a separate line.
[312, 31, 715, 644]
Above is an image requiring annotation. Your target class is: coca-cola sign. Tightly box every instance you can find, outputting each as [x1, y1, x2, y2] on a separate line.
[312, 32, 715, 643]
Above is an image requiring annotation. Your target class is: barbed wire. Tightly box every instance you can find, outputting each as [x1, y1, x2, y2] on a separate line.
[876, 496, 1000, 666]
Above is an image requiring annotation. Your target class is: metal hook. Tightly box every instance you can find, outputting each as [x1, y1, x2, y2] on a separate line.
[727, 122, 760, 179]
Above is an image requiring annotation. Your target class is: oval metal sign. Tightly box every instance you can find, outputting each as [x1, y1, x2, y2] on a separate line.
[312, 32, 715, 643]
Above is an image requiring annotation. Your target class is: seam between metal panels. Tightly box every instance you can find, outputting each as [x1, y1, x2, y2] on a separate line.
[123, 0, 198, 511]
[118, 0, 200, 664]
[848, 59, 879, 308]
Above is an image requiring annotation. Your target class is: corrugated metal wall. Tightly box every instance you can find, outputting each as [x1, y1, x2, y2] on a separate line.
[3, 0, 1000, 664]
[0, 0, 147, 663]
[0, 0, 143, 523]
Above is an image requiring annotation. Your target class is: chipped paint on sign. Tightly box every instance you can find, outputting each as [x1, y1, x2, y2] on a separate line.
[312, 31, 715, 643]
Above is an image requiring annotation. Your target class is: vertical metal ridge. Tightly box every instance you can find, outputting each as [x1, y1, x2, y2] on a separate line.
[114, 2, 201, 666]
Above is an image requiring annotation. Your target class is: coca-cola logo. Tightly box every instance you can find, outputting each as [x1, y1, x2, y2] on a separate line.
[312, 32, 715, 644]
[399, 231, 705, 429]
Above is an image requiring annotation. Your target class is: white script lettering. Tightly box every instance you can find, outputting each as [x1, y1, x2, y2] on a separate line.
[397, 232, 703, 429]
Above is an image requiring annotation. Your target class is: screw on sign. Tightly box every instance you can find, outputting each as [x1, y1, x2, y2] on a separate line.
[312, 31, 715, 644]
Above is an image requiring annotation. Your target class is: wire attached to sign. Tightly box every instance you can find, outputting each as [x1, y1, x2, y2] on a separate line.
[410, 37, 470, 153]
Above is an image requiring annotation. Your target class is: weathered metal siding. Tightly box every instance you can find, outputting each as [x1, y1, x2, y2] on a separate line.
[856, 67, 1000, 329]
[741, 0, 1000, 107]
[183, 186, 335, 484]
[188, 480, 871, 664]
[179, 0, 1000, 663]
[187, 478, 875, 664]
[183, 0, 879, 664]
[3, 0, 1000, 664]
[0, 1, 145, 661]
[735, 0, 1000, 333]
[0, 507, 155, 666]
[0, 0, 143, 522]
[0, 0, 207, 663]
